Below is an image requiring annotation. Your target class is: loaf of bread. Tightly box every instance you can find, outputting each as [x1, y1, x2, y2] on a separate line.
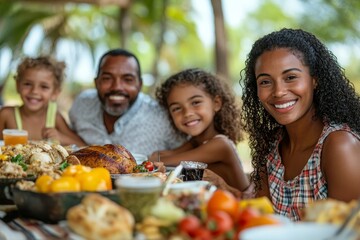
[66, 144, 137, 174]
[67, 193, 134, 240]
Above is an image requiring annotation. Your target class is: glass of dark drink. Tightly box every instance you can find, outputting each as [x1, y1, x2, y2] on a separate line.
[180, 161, 208, 181]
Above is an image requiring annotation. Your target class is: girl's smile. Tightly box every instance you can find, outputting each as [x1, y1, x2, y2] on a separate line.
[16, 68, 59, 113]
[167, 83, 221, 141]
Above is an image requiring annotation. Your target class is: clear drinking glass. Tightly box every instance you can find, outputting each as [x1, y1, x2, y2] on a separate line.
[2, 129, 28, 145]
[180, 161, 208, 181]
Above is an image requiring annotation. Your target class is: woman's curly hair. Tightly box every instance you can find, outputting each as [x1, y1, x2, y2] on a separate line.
[239, 28, 360, 191]
[156, 68, 244, 143]
[15, 56, 66, 89]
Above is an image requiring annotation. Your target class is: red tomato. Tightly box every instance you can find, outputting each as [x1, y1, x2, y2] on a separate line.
[206, 211, 234, 237]
[236, 207, 260, 231]
[142, 161, 154, 171]
[178, 215, 201, 237]
[192, 226, 213, 240]
[207, 189, 239, 220]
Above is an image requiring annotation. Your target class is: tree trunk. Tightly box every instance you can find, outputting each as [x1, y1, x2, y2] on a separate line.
[210, 0, 229, 81]
[148, 0, 168, 95]
[118, 0, 133, 48]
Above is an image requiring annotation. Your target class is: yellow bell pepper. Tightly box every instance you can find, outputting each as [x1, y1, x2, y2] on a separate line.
[239, 197, 274, 214]
[0, 154, 8, 161]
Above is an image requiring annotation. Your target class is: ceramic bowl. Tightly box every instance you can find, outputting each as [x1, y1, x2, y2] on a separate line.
[169, 180, 213, 194]
[239, 222, 357, 240]
[10, 187, 120, 223]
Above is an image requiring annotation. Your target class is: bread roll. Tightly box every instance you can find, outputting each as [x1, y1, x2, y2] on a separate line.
[67, 193, 134, 240]
[67, 144, 137, 174]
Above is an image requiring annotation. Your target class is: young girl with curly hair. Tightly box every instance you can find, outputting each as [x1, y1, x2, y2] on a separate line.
[240, 28, 360, 220]
[149, 68, 251, 194]
[0, 56, 85, 146]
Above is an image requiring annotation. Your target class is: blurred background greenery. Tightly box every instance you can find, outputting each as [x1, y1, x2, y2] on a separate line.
[1, 0, 359, 170]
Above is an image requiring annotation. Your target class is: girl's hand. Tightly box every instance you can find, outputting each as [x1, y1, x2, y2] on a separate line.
[148, 151, 166, 173]
[154, 161, 166, 173]
[203, 169, 241, 198]
[148, 151, 160, 163]
[42, 127, 61, 143]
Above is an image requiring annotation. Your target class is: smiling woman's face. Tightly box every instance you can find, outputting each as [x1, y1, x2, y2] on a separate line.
[255, 48, 317, 126]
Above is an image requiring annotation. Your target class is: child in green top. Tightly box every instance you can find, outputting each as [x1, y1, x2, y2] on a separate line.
[0, 56, 85, 146]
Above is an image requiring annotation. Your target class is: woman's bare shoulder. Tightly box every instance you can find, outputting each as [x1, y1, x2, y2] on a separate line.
[323, 130, 360, 156]
[322, 130, 360, 201]
[322, 130, 360, 178]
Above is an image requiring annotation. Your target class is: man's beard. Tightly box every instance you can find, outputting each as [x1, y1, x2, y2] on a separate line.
[103, 103, 128, 117]
[99, 91, 130, 117]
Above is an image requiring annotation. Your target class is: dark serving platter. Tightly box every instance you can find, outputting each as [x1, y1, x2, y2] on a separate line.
[9, 187, 121, 223]
[0, 177, 36, 205]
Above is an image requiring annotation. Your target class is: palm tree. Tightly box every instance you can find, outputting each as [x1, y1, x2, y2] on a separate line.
[0, 0, 207, 101]
[210, 0, 229, 81]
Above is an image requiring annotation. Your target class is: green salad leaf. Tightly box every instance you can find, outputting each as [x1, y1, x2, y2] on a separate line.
[59, 161, 70, 171]
[10, 154, 28, 171]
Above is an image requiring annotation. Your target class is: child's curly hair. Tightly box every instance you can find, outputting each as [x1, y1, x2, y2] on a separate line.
[156, 68, 243, 143]
[240, 28, 360, 192]
[15, 56, 66, 89]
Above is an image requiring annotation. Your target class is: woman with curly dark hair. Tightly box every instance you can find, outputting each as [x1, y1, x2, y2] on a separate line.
[148, 68, 251, 194]
[240, 28, 360, 220]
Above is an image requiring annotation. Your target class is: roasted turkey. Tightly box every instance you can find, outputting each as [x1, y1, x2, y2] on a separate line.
[66, 144, 137, 174]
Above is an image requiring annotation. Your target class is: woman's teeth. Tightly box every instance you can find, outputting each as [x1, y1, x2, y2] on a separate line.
[274, 101, 296, 109]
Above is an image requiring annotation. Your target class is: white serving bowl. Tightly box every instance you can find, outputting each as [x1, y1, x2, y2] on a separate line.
[169, 180, 213, 194]
[239, 222, 357, 240]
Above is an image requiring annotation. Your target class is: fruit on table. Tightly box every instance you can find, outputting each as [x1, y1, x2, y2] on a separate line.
[206, 189, 239, 220]
[178, 215, 202, 237]
[239, 196, 274, 214]
[91, 167, 112, 190]
[206, 211, 234, 237]
[34, 166, 112, 193]
[35, 174, 54, 193]
[191, 226, 213, 240]
[239, 214, 280, 231]
[76, 171, 108, 191]
[237, 207, 260, 228]
[142, 161, 154, 171]
[62, 164, 91, 177]
[173, 194, 282, 239]
[49, 176, 81, 192]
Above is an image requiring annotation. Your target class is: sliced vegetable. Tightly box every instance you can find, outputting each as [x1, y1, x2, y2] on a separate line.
[46, 101, 57, 128]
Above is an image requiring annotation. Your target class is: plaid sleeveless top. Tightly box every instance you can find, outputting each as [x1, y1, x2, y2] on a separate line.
[267, 122, 360, 221]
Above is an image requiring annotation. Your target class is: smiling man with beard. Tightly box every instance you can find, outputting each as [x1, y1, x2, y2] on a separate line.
[69, 49, 185, 156]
